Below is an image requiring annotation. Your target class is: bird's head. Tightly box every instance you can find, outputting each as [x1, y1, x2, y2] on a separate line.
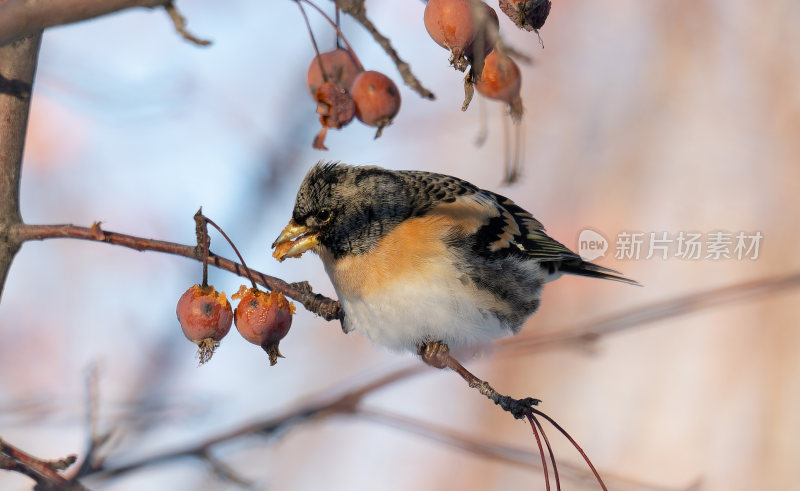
[272, 161, 410, 260]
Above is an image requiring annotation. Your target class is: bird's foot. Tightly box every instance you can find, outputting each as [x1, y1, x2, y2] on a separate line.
[471, 381, 540, 420]
[417, 340, 450, 370]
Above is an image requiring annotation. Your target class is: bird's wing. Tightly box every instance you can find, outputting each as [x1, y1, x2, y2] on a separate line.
[397, 170, 636, 284]
[397, 171, 565, 258]
[478, 190, 582, 262]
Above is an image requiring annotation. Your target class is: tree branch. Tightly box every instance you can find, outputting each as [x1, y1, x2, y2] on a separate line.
[0, 437, 84, 490]
[15, 222, 343, 321]
[84, 366, 421, 480]
[0, 0, 168, 46]
[0, 33, 41, 300]
[497, 271, 800, 357]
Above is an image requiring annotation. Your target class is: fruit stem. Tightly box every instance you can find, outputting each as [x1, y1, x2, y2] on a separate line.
[301, 0, 364, 72]
[194, 208, 210, 288]
[334, 5, 342, 49]
[296, 0, 329, 84]
[203, 216, 257, 290]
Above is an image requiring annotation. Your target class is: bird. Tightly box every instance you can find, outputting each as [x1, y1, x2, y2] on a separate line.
[272, 161, 637, 416]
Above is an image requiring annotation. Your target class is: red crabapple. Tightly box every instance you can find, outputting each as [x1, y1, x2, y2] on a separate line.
[475, 51, 523, 120]
[176, 284, 233, 365]
[351, 71, 401, 138]
[424, 0, 476, 71]
[306, 48, 362, 96]
[232, 286, 295, 366]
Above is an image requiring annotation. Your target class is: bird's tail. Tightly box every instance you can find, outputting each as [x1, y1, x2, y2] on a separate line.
[560, 260, 641, 286]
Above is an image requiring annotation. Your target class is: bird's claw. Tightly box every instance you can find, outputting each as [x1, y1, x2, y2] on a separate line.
[490, 394, 541, 419]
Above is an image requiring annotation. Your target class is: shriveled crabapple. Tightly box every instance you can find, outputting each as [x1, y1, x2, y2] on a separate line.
[475, 51, 523, 121]
[306, 48, 362, 96]
[351, 71, 401, 138]
[424, 0, 476, 71]
[313, 82, 356, 150]
[176, 284, 233, 364]
[232, 285, 296, 366]
[499, 0, 551, 32]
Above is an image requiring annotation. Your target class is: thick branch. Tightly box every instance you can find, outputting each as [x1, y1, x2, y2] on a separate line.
[0, 33, 41, 300]
[0, 0, 168, 46]
[15, 223, 343, 320]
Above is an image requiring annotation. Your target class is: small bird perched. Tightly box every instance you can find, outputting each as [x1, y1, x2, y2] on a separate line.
[273, 161, 636, 416]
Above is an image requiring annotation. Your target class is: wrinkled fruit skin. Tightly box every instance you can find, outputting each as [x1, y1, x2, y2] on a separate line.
[351, 71, 401, 135]
[307, 48, 362, 97]
[475, 51, 521, 103]
[499, 0, 551, 31]
[311, 82, 356, 150]
[176, 285, 233, 364]
[316, 82, 356, 130]
[233, 286, 295, 366]
[313, 82, 357, 150]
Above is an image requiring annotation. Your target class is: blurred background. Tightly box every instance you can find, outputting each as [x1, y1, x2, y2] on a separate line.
[1, 0, 799, 489]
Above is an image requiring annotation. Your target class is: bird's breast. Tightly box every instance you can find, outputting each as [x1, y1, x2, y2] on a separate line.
[319, 215, 456, 298]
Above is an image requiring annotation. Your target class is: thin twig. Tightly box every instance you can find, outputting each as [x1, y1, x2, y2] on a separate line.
[0, 437, 84, 490]
[335, 0, 434, 99]
[163, 1, 212, 46]
[297, 0, 328, 84]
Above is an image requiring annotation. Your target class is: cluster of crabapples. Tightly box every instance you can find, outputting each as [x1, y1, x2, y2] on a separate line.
[424, 0, 551, 121]
[176, 284, 295, 366]
[307, 49, 401, 150]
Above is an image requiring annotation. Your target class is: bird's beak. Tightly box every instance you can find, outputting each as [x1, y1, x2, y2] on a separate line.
[271, 219, 320, 262]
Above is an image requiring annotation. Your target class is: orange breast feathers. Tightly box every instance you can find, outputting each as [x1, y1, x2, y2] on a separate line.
[323, 201, 491, 298]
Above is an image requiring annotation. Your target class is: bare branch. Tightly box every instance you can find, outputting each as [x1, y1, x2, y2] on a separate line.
[498, 271, 800, 356]
[0, 33, 41, 299]
[0, 437, 84, 490]
[335, 0, 435, 100]
[15, 223, 343, 321]
[0, 0, 169, 46]
[85, 366, 420, 480]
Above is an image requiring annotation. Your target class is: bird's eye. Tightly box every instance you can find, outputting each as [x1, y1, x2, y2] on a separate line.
[317, 210, 331, 223]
